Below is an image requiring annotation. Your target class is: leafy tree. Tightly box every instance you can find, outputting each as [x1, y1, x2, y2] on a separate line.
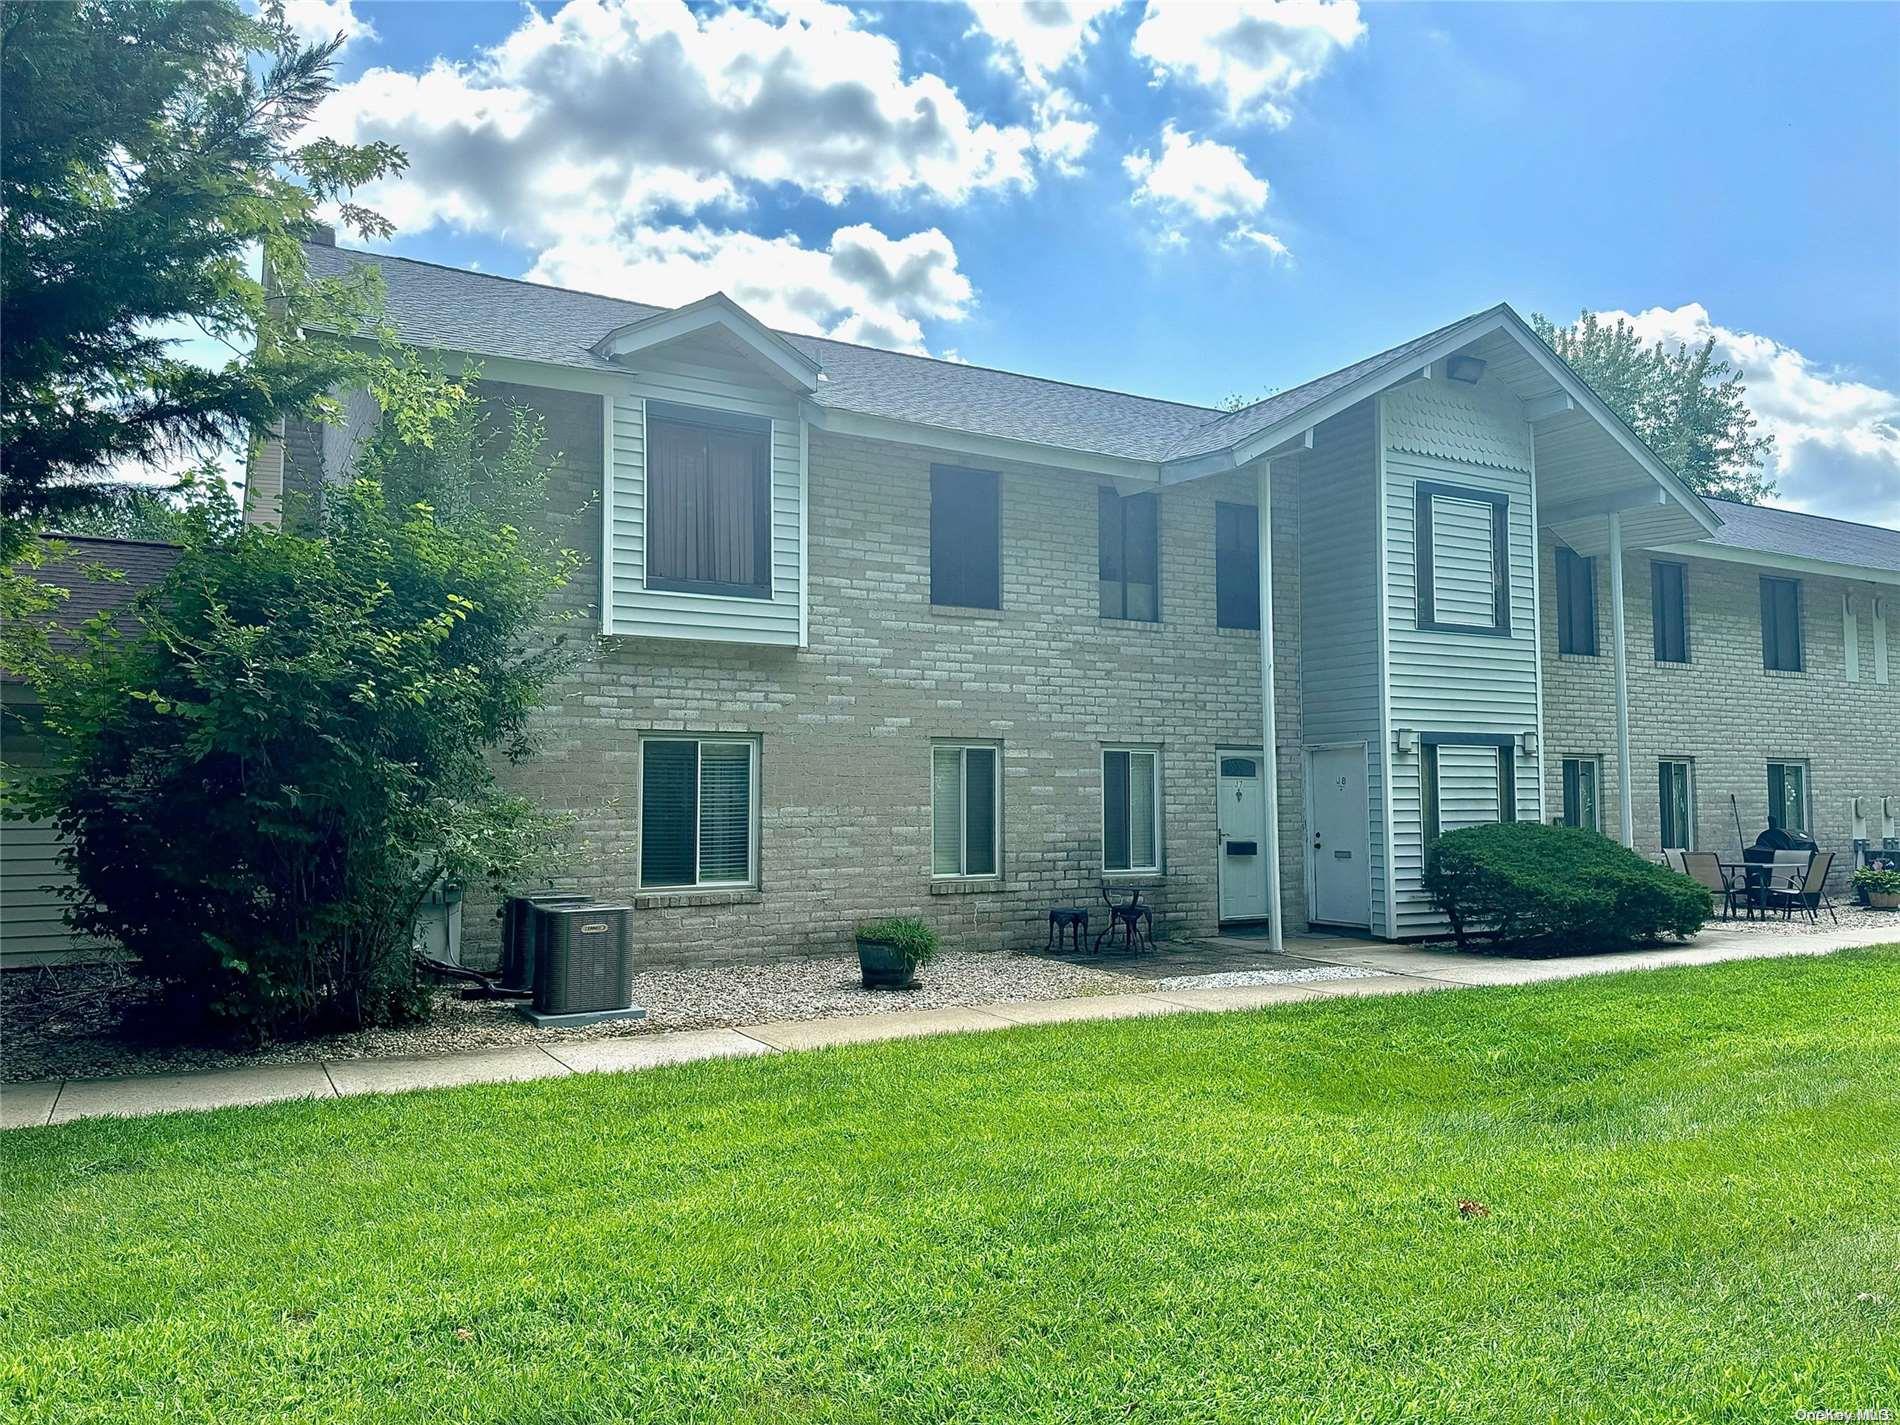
[1531, 310, 1776, 502]
[3, 365, 584, 1037]
[0, 0, 404, 554]
[39, 469, 243, 544]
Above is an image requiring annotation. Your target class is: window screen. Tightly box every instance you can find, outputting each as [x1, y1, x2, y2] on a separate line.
[930, 467, 1001, 609]
[1561, 758, 1600, 831]
[1650, 561, 1688, 663]
[1214, 501, 1259, 630]
[1767, 762, 1807, 834]
[1103, 749, 1160, 872]
[640, 737, 757, 888]
[1099, 488, 1159, 621]
[932, 744, 999, 877]
[1555, 546, 1597, 655]
[1659, 761, 1695, 850]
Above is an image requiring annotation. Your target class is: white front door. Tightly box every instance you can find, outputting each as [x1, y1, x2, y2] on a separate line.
[1308, 743, 1371, 927]
[1216, 751, 1269, 923]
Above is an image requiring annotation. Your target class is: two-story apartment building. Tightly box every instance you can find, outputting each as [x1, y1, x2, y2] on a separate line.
[245, 232, 1898, 968]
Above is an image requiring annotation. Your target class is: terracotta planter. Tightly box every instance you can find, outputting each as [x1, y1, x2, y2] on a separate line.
[1868, 891, 1900, 910]
[855, 938, 920, 989]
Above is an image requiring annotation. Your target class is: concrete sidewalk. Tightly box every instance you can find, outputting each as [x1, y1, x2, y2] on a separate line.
[5, 923, 1891, 1130]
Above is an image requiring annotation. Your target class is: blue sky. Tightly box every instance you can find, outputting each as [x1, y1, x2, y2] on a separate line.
[291, 0, 1900, 522]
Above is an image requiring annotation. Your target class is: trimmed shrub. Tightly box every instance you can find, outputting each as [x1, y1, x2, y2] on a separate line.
[1424, 822, 1710, 953]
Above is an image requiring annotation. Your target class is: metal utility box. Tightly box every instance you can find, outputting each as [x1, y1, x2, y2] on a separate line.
[500, 891, 591, 992]
[520, 903, 645, 1028]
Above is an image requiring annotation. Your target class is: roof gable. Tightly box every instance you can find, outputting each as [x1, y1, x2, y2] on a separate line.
[592, 291, 823, 392]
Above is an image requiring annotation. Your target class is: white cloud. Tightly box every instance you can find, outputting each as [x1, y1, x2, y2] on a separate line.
[311, 0, 1055, 245]
[527, 223, 974, 355]
[1602, 302, 1900, 525]
[278, 0, 377, 51]
[1124, 124, 1287, 257]
[1030, 88, 1098, 173]
[1131, 0, 1365, 126]
[964, 0, 1120, 91]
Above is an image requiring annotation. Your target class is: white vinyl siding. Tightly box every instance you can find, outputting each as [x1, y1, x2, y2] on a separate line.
[0, 724, 110, 966]
[1381, 378, 1540, 935]
[1423, 743, 1514, 844]
[1298, 402, 1390, 934]
[932, 744, 1000, 878]
[604, 332, 804, 645]
[1429, 495, 1501, 628]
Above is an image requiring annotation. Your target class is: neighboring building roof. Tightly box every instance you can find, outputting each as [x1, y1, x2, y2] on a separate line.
[1697, 497, 1900, 575]
[19, 536, 180, 649]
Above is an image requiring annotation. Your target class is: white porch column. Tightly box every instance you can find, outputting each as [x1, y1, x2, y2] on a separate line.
[1608, 510, 1634, 847]
[1256, 461, 1285, 953]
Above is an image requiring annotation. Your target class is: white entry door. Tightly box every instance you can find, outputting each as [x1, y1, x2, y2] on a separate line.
[1216, 751, 1269, 923]
[1308, 743, 1371, 927]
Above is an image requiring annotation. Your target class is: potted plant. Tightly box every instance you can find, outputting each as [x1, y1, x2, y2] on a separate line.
[854, 917, 939, 989]
[1852, 866, 1900, 909]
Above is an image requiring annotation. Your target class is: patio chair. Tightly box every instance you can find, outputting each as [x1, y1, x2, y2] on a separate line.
[1766, 850, 1838, 926]
[1663, 848, 1687, 875]
[1679, 851, 1738, 919]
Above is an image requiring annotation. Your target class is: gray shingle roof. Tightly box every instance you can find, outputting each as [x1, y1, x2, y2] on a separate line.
[22, 536, 180, 651]
[308, 244, 1898, 565]
[1700, 497, 1900, 573]
[308, 244, 1220, 462]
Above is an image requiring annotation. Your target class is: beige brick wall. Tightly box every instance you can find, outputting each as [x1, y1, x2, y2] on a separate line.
[467, 382, 1306, 968]
[1540, 533, 1899, 889]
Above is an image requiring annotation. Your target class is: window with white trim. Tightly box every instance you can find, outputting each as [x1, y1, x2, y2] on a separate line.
[931, 743, 1000, 878]
[639, 735, 759, 889]
[1103, 747, 1161, 873]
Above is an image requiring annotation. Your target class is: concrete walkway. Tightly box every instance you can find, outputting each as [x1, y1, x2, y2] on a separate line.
[5, 922, 1892, 1130]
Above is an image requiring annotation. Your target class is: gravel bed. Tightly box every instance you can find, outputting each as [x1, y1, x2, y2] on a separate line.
[2, 950, 1146, 1085]
[1691, 903, 1900, 937]
[1151, 965, 1382, 990]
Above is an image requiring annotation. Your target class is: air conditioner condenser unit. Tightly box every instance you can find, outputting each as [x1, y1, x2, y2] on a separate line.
[518, 903, 646, 1028]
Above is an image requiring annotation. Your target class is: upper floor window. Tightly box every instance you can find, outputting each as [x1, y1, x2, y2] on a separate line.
[1103, 747, 1162, 873]
[1760, 575, 1802, 671]
[1554, 546, 1597, 655]
[1214, 500, 1259, 630]
[639, 735, 759, 889]
[1416, 481, 1510, 636]
[1651, 560, 1688, 664]
[930, 466, 1000, 609]
[1099, 488, 1159, 622]
[646, 405, 772, 600]
[1767, 761, 1808, 835]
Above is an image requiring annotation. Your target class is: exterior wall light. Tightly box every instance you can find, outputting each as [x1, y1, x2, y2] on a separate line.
[1520, 730, 1539, 757]
[1394, 728, 1417, 756]
[1445, 354, 1487, 384]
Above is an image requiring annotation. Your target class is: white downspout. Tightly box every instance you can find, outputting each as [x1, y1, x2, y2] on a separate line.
[1257, 460, 1285, 954]
[1608, 510, 1634, 847]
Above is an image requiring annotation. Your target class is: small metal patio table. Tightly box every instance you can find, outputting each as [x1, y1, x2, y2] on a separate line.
[1092, 882, 1158, 954]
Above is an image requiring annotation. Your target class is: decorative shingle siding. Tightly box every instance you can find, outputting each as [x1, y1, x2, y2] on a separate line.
[476, 384, 1306, 969]
[1540, 533, 1899, 889]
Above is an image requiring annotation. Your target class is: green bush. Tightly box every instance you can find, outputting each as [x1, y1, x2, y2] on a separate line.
[1424, 822, 1710, 953]
[1852, 866, 1900, 897]
[856, 917, 940, 969]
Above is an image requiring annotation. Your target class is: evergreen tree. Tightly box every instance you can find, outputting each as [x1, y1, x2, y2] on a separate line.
[0, 0, 404, 552]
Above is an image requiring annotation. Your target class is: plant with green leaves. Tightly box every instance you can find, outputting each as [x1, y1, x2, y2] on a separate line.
[0, 0, 404, 554]
[1424, 821, 1710, 953]
[1530, 310, 1776, 503]
[3, 360, 585, 1037]
[856, 917, 940, 969]
[1851, 866, 1900, 897]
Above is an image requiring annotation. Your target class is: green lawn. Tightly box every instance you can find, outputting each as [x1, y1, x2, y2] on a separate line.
[4, 952, 1898, 1425]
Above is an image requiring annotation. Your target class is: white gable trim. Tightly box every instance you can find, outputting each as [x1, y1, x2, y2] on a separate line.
[593, 293, 823, 393]
[1643, 541, 1900, 588]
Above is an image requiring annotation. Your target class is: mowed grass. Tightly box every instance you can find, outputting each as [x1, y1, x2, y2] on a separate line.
[3, 952, 1898, 1425]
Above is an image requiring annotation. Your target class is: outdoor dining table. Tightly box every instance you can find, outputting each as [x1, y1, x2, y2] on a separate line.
[1717, 861, 1775, 919]
[1093, 882, 1160, 954]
